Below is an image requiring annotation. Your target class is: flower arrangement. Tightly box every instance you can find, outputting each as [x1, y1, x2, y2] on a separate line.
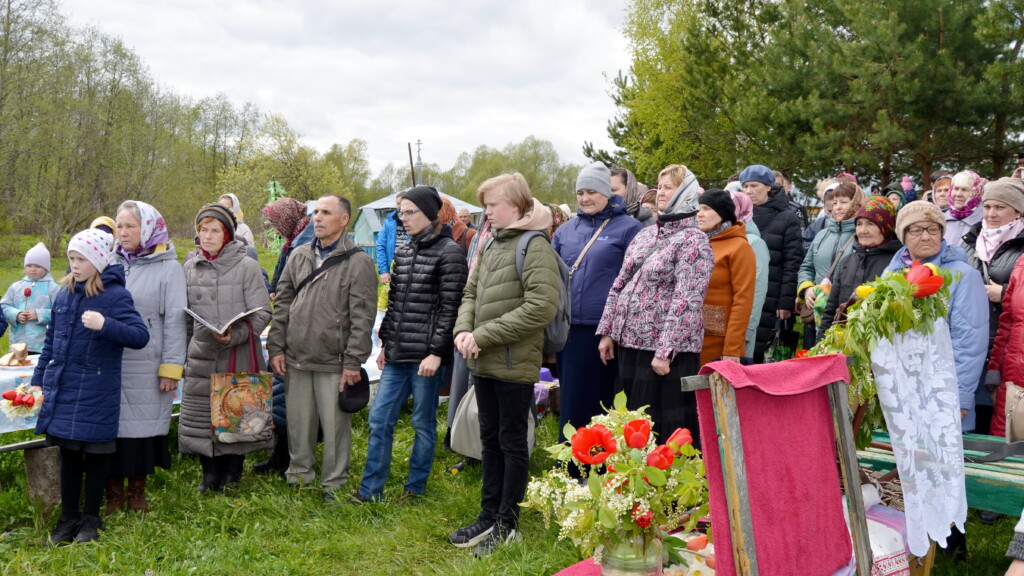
[522, 392, 709, 567]
[0, 383, 42, 421]
[808, 260, 954, 445]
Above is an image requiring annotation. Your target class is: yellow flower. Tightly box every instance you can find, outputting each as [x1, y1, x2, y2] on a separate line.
[855, 285, 875, 299]
[924, 263, 940, 275]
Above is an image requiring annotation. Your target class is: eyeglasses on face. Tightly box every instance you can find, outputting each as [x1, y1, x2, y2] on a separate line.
[905, 224, 942, 237]
[397, 209, 422, 219]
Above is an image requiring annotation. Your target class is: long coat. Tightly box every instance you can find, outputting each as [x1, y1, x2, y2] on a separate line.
[115, 243, 187, 438]
[179, 240, 272, 457]
[886, 242, 988, 432]
[751, 186, 805, 359]
[32, 265, 149, 443]
[988, 257, 1024, 437]
[701, 223, 756, 366]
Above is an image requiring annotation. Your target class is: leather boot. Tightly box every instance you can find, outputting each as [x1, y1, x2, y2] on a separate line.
[198, 456, 222, 494]
[104, 477, 125, 515]
[127, 475, 148, 511]
[253, 428, 289, 477]
[221, 455, 244, 488]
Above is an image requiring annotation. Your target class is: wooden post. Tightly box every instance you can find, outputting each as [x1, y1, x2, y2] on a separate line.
[828, 380, 873, 575]
[708, 371, 759, 576]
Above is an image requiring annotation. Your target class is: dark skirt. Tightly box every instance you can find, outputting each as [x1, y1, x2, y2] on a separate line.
[616, 347, 701, 450]
[108, 435, 172, 477]
[45, 435, 116, 455]
[556, 325, 617, 442]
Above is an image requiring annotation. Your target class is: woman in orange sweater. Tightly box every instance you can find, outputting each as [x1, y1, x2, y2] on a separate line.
[696, 189, 757, 365]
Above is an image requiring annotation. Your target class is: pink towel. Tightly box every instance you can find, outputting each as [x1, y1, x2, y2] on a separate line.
[696, 355, 853, 575]
[552, 558, 599, 576]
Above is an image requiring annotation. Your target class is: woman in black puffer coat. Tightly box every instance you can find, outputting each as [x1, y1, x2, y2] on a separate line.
[820, 196, 902, 337]
[740, 165, 804, 361]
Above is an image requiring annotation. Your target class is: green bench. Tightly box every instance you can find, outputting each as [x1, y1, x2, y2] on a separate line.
[857, 431, 1024, 517]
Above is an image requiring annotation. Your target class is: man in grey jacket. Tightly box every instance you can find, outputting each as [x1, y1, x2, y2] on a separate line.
[267, 194, 377, 503]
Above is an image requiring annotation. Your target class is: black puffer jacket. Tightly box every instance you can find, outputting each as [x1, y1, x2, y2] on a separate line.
[379, 224, 469, 365]
[819, 239, 902, 336]
[962, 222, 1024, 345]
[751, 185, 805, 359]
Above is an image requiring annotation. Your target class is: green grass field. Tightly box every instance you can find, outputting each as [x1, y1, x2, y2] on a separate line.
[0, 235, 1016, 575]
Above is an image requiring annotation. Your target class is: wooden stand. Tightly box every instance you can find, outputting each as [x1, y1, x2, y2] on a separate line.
[681, 372, 872, 576]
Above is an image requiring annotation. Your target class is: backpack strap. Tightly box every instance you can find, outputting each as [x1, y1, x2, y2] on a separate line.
[515, 231, 547, 280]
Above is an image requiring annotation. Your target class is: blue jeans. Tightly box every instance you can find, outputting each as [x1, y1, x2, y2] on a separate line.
[358, 362, 441, 500]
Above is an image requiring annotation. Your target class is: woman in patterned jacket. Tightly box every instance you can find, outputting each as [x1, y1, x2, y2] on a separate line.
[597, 164, 714, 446]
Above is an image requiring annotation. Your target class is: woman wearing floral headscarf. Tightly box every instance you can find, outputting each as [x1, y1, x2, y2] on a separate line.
[262, 197, 312, 300]
[597, 164, 714, 445]
[105, 201, 187, 513]
[944, 171, 987, 250]
[819, 196, 902, 336]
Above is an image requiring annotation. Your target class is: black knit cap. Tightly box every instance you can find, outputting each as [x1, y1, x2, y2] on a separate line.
[402, 186, 443, 222]
[698, 188, 737, 224]
[195, 203, 237, 240]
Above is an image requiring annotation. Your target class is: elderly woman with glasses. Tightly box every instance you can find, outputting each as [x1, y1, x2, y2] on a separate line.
[884, 201, 988, 433]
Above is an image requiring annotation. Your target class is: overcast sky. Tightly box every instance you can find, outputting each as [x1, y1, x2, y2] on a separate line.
[64, 1, 632, 174]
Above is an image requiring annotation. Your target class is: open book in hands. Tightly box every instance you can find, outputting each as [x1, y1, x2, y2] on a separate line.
[184, 308, 264, 336]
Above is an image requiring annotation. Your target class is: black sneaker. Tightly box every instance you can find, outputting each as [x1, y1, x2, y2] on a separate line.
[473, 522, 517, 557]
[74, 514, 103, 543]
[448, 519, 495, 548]
[47, 516, 80, 547]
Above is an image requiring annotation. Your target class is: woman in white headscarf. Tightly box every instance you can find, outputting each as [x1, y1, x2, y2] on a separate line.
[597, 164, 714, 446]
[106, 201, 187, 513]
[218, 193, 256, 246]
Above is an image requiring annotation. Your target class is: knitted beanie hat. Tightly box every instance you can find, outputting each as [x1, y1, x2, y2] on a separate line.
[854, 196, 898, 242]
[402, 186, 443, 222]
[24, 242, 50, 271]
[576, 162, 612, 197]
[195, 203, 237, 241]
[894, 201, 945, 243]
[67, 229, 116, 273]
[699, 189, 738, 224]
[981, 177, 1024, 215]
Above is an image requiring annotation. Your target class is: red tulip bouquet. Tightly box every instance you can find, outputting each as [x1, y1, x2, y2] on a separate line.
[810, 260, 955, 445]
[0, 383, 42, 421]
[523, 392, 709, 566]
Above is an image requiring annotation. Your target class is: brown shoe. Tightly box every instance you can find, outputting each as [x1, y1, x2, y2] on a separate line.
[127, 475, 149, 512]
[105, 478, 125, 515]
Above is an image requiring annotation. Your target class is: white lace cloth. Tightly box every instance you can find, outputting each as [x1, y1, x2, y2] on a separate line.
[870, 318, 967, 557]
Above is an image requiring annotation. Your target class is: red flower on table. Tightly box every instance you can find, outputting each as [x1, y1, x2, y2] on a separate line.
[571, 424, 617, 465]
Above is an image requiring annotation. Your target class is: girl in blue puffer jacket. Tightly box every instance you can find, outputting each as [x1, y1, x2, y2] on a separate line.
[30, 229, 149, 546]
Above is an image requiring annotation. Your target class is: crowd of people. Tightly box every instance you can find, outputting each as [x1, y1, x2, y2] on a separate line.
[5, 161, 1024, 569]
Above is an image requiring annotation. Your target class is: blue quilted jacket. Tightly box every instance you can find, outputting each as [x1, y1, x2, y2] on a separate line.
[32, 265, 150, 443]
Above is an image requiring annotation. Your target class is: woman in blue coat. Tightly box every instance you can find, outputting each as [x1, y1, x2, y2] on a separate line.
[551, 162, 642, 447]
[31, 229, 149, 546]
[885, 201, 988, 432]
